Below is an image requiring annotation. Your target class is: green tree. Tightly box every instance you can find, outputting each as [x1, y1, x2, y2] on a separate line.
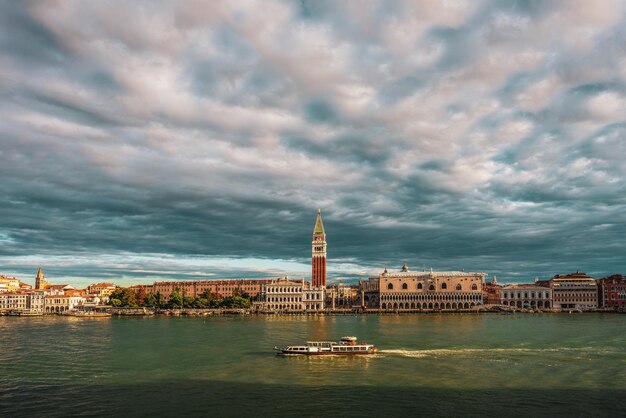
[183, 295, 195, 308]
[201, 290, 220, 308]
[155, 292, 165, 308]
[145, 293, 157, 307]
[169, 288, 183, 308]
[110, 298, 121, 307]
[109, 288, 137, 307]
[232, 296, 251, 308]
[219, 296, 232, 308]
[135, 287, 148, 306]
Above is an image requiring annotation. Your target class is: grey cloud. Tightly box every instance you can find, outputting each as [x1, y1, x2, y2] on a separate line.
[0, 2, 71, 67]
[303, 99, 339, 124]
[1, 0, 625, 285]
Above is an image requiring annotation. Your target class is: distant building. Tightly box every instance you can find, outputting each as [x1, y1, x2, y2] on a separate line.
[361, 264, 486, 310]
[87, 283, 116, 302]
[255, 278, 324, 312]
[501, 284, 552, 309]
[312, 209, 327, 288]
[143, 279, 273, 301]
[0, 292, 28, 311]
[597, 275, 626, 309]
[0, 276, 20, 293]
[482, 276, 502, 305]
[44, 294, 85, 313]
[538, 272, 598, 310]
[44, 284, 75, 296]
[360, 276, 380, 308]
[27, 291, 46, 314]
[325, 283, 360, 309]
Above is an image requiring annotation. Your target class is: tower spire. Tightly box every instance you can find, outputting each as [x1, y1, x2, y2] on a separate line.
[313, 208, 325, 234]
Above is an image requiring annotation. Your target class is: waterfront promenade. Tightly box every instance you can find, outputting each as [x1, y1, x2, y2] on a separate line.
[2, 305, 621, 317]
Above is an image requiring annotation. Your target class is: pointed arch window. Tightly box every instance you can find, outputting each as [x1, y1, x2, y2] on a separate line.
[428, 284, 435, 291]
[402, 283, 408, 290]
[471, 284, 478, 291]
[441, 283, 447, 290]
[456, 284, 462, 291]
[417, 283, 423, 290]
[387, 283, 394, 290]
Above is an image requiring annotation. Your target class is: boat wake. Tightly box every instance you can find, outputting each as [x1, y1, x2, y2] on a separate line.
[379, 347, 610, 358]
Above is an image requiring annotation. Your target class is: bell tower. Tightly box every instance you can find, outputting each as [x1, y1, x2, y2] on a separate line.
[35, 267, 49, 290]
[312, 209, 327, 287]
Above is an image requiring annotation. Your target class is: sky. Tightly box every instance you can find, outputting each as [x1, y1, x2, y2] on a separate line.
[1, 0, 625, 287]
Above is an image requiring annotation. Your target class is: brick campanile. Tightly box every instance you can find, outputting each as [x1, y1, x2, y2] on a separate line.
[311, 209, 327, 287]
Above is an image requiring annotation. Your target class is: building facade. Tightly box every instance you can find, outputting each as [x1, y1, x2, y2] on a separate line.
[27, 291, 46, 314]
[362, 265, 486, 310]
[0, 291, 46, 314]
[0, 276, 20, 293]
[482, 276, 502, 305]
[501, 284, 552, 309]
[598, 275, 626, 309]
[257, 278, 324, 312]
[44, 294, 85, 313]
[0, 292, 28, 311]
[87, 282, 116, 299]
[540, 272, 598, 310]
[311, 209, 327, 288]
[145, 279, 273, 301]
[360, 277, 380, 309]
[325, 283, 360, 309]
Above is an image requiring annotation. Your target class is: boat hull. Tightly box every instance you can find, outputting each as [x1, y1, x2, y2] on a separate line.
[277, 349, 377, 356]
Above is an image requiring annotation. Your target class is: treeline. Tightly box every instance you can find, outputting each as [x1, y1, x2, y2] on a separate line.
[109, 287, 251, 309]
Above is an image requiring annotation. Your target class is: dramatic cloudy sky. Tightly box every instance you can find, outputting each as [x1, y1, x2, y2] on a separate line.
[1, 0, 625, 286]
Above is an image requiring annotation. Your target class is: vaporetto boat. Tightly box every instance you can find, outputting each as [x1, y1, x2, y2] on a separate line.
[274, 336, 377, 355]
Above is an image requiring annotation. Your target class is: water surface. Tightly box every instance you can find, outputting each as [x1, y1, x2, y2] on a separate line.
[1, 314, 624, 417]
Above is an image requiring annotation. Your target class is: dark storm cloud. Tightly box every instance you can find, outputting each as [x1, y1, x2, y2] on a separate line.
[1, 0, 625, 286]
[0, 1, 71, 67]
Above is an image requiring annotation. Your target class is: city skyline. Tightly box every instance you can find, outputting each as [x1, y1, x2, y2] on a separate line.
[1, 1, 625, 286]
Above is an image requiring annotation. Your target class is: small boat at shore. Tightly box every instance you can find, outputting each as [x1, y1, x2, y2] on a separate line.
[275, 336, 377, 356]
[64, 311, 111, 318]
[6, 311, 43, 317]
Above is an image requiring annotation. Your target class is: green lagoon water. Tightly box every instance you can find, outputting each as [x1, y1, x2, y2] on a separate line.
[1, 314, 625, 417]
